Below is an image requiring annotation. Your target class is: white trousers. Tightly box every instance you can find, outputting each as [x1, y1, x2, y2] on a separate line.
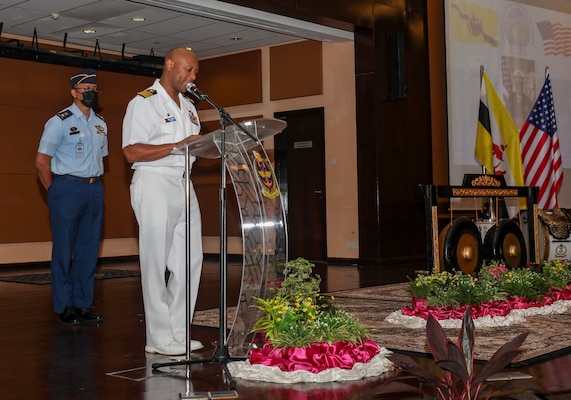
[130, 167, 203, 347]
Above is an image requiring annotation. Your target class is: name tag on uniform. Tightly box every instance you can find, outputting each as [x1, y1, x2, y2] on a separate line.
[165, 116, 176, 123]
[76, 141, 84, 158]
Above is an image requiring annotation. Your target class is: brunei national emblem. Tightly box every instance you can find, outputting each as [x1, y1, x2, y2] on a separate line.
[252, 150, 279, 199]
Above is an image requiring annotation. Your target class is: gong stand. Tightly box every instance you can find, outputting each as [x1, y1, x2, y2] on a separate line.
[151, 90, 258, 396]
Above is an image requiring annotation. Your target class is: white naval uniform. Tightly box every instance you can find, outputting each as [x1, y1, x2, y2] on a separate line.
[122, 79, 203, 350]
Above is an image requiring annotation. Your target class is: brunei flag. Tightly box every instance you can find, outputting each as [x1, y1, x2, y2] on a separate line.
[450, 1, 498, 47]
[475, 71, 524, 189]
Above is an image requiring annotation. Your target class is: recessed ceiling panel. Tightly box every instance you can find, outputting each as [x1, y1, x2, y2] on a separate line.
[52, 23, 126, 39]
[7, 0, 100, 13]
[125, 34, 191, 52]
[12, 15, 93, 36]
[97, 29, 155, 45]
[63, 0, 144, 20]
[0, 0, 26, 6]
[98, 6, 179, 29]
[169, 21, 243, 41]
[136, 14, 213, 36]
[201, 29, 276, 47]
[0, 0, 352, 57]
[0, 6, 48, 28]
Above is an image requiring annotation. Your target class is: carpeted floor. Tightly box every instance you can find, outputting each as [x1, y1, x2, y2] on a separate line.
[192, 282, 571, 367]
[0, 268, 140, 285]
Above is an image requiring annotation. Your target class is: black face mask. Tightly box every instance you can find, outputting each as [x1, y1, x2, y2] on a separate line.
[80, 91, 99, 108]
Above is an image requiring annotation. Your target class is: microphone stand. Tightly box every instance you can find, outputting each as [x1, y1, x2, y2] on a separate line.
[151, 87, 259, 396]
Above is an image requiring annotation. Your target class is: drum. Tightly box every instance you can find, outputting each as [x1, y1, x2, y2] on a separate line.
[439, 216, 483, 274]
[484, 219, 527, 269]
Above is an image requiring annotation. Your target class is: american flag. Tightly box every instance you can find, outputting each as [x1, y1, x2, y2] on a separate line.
[519, 73, 562, 209]
[537, 21, 571, 56]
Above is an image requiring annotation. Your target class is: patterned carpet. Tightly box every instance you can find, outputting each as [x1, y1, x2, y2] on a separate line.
[0, 268, 140, 285]
[193, 282, 571, 367]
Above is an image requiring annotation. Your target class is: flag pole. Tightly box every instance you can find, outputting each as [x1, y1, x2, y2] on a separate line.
[478, 65, 494, 220]
[480, 65, 485, 176]
[480, 64, 498, 224]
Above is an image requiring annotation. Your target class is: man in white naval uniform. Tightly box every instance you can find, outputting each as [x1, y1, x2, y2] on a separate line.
[122, 47, 204, 356]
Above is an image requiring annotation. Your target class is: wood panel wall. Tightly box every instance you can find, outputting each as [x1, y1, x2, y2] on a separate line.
[0, 44, 322, 247]
[195, 50, 263, 110]
[0, 59, 150, 243]
[270, 40, 323, 100]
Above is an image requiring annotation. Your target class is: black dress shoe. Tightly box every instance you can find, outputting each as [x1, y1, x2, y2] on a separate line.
[74, 308, 103, 324]
[59, 307, 80, 325]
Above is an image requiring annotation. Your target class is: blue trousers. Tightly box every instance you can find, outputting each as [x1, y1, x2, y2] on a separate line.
[47, 176, 104, 313]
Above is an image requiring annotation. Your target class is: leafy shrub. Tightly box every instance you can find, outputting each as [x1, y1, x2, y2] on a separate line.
[251, 257, 369, 348]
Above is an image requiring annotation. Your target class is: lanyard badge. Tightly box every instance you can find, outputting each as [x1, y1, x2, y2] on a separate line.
[76, 133, 86, 158]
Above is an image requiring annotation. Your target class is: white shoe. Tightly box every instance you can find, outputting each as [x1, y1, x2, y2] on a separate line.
[190, 340, 204, 352]
[145, 342, 185, 356]
[145, 340, 203, 355]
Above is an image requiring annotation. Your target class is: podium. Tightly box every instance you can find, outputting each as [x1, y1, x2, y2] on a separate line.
[173, 117, 288, 356]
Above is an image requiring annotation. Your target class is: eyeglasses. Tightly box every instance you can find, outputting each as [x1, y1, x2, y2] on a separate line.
[73, 87, 102, 94]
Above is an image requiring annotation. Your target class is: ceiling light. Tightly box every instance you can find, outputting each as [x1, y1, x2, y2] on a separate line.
[131, 17, 146, 22]
[83, 29, 97, 34]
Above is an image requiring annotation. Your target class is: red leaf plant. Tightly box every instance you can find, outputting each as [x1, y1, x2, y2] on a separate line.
[375, 309, 541, 400]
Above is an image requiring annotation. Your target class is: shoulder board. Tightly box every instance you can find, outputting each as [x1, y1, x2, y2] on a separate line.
[182, 93, 195, 104]
[57, 109, 73, 120]
[94, 112, 106, 122]
[137, 89, 157, 98]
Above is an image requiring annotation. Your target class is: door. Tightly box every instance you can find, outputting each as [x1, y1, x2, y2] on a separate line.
[274, 108, 327, 262]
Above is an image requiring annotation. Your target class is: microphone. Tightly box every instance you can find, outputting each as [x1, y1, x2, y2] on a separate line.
[186, 82, 207, 101]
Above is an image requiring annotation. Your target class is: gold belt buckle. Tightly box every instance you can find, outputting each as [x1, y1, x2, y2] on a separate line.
[89, 177, 95, 184]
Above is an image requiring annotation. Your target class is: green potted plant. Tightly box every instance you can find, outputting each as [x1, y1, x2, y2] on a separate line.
[398, 260, 571, 325]
[251, 257, 370, 348]
[247, 258, 385, 377]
